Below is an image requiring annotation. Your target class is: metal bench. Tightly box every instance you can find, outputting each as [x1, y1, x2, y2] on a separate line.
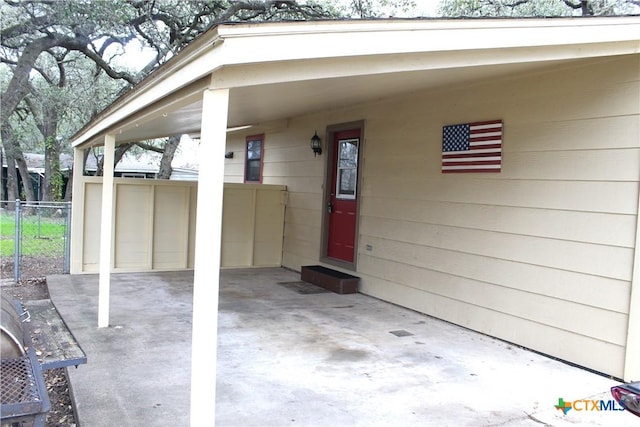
[1, 294, 86, 426]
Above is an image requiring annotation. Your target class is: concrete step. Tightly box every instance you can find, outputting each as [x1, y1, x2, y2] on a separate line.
[300, 265, 359, 294]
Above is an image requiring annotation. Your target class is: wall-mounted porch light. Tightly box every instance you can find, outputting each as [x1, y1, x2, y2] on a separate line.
[310, 131, 322, 156]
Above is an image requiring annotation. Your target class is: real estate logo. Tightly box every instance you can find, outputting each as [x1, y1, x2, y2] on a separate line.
[555, 397, 625, 414]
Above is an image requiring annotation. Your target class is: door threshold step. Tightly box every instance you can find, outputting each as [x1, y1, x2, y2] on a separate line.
[300, 265, 359, 294]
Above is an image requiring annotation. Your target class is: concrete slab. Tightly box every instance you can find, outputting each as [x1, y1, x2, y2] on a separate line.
[47, 269, 636, 427]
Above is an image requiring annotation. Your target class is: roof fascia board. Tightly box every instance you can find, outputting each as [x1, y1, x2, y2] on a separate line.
[215, 17, 640, 65]
[216, 16, 640, 37]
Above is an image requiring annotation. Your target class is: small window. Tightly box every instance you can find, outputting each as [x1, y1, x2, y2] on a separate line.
[245, 135, 264, 183]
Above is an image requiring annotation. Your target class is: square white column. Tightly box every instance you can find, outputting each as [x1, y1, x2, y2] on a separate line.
[190, 88, 229, 425]
[98, 134, 115, 328]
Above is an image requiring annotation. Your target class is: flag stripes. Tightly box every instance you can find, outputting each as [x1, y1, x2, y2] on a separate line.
[442, 120, 503, 173]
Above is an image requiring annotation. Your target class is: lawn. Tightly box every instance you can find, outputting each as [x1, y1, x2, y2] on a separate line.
[1, 213, 67, 257]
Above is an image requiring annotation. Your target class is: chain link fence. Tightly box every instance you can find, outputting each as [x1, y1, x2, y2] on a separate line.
[1, 200, 71, 282]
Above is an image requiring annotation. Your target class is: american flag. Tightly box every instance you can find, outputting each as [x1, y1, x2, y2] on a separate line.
[442, 120, 502, 173]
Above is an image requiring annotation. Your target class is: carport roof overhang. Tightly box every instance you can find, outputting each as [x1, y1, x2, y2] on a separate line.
[71, 16, 640, 149]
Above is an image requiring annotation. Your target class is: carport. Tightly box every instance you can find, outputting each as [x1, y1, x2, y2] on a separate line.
[68, 17, 640, 424]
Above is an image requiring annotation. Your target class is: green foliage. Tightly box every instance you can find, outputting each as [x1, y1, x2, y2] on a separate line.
[338, 0, 418, 17]
[51, 170, 64, 201]
[438, 0, 640, 16]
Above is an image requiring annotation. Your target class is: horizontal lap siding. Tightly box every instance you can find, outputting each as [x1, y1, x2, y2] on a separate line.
[363, 177, 639, 213]
[357, 55, 639, 378]
[361, 197, 636, 247]
[361, 216, 633, 280]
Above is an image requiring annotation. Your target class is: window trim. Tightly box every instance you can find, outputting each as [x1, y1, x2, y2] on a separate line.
[244, 134, 264, 183]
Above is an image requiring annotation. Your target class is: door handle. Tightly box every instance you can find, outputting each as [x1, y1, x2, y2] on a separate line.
[327, 202, 333, 213]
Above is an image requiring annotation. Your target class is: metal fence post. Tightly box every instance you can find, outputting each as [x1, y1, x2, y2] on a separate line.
[37, 204, 42, 238]
[64, 201, 71, 274]
[14, 199, 21, 283]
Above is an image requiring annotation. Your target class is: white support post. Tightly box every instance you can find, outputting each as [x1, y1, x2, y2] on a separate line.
[98, 135, 116, 328]
[69, 147, 85, 274]
[190, 88, 229, 425]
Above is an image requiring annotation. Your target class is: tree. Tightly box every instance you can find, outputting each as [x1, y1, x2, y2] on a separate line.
[1, 0, 134, 203]
[438, 0, 640, 17]
[1, 0, 340, 202]
[1, 122, 36, 204]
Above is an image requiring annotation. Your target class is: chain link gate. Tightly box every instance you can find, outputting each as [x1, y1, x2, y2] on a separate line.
[1, 200, 71, 282]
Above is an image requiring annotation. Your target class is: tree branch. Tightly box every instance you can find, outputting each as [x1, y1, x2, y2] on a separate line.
[504, 0, 534, 8]
[97, 34, 137, 57]
[134, 141, 165, 153]
[1, 30, 138, 128]
[561, 0, 582, 9]
[56, 35, 137, 84]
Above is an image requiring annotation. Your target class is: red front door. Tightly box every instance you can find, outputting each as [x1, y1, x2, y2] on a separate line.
[327, 129, 361, 263]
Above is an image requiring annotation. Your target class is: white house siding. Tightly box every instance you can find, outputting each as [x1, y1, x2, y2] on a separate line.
[225, 54, 639, 378]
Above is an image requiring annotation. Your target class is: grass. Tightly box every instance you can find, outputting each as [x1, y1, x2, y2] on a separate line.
[1, 213, 67, 257]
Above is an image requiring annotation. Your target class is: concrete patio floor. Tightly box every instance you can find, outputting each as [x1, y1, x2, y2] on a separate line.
[47, 268, 635, 426]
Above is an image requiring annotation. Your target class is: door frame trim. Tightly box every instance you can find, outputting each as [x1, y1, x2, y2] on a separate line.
[320, 120, 366, 271]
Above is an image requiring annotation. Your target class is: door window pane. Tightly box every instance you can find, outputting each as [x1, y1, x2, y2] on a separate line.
[336, 138, 358, 199]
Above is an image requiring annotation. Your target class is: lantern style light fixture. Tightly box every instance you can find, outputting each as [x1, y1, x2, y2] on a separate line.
[310, 131, 322, 156]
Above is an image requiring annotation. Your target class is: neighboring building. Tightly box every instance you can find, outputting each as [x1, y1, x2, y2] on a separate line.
[68, 17, 640, 410]
[83, 150, 199, 180]
[1, 147, 197, 203]
[1, 150, 73, 201]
